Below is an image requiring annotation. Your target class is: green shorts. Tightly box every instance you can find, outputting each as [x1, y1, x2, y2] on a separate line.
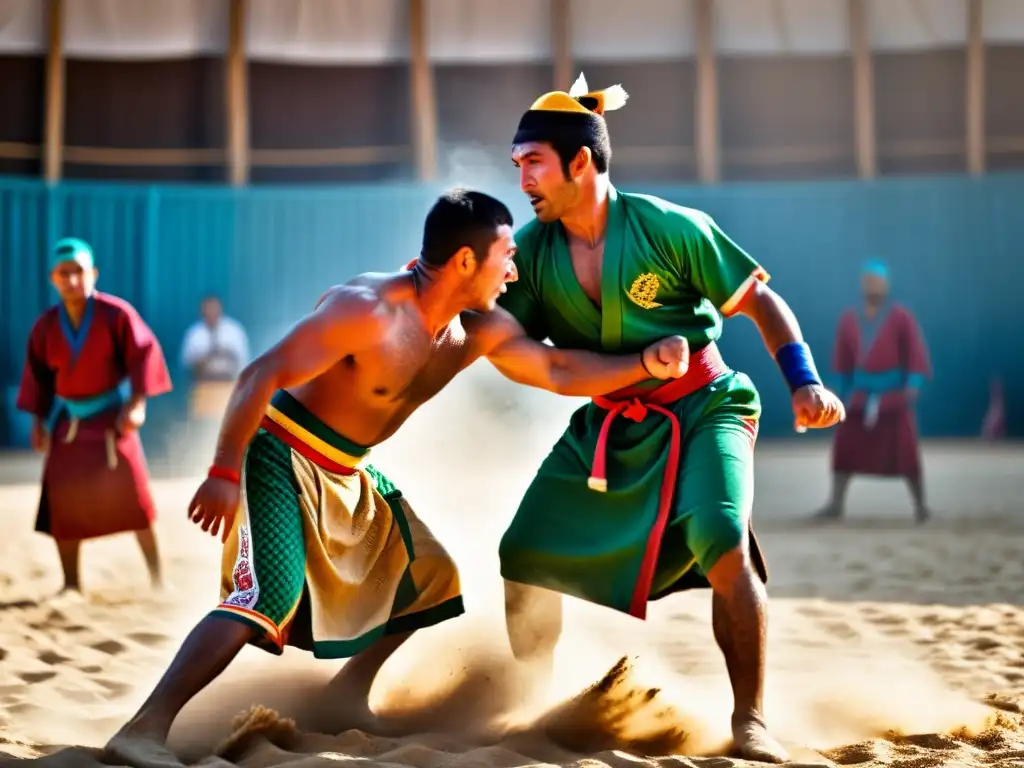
[499, 370, 768, 617]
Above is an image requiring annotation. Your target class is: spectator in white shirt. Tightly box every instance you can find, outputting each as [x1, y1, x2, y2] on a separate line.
[179, 295, 249, 421]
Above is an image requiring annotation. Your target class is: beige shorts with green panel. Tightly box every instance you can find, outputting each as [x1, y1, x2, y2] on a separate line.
[213, 390, 464, 658]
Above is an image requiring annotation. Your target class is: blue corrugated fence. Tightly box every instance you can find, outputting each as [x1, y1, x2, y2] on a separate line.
[1, 173, 1021, 447]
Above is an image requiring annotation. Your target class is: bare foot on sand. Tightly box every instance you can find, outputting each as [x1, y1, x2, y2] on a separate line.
[103, 729, 186, 768]
[732, 717, 790, 763]
[49, 587, 85, 608]
[323, 669, 385, 734]
[341, 696, 381, 734]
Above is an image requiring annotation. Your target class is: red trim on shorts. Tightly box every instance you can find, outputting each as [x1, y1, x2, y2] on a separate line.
[259, 416, 358, 475]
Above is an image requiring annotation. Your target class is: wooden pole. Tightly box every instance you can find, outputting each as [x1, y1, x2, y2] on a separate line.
[43, 0, 65, 183]
[694, 0, 720, 183]
[409, 0, 437, 181]
[848, 0, 877, 179]
[966, 0, 986, 175]
[551, 0, 572, 92]
[226, 0, 250, 186]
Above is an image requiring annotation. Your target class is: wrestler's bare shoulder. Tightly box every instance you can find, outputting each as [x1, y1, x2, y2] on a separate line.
[459, 307, 526, 358]
[314, 272, 416, 327]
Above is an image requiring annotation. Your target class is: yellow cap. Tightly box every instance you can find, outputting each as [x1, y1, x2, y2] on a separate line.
[528, 73, 629, 116]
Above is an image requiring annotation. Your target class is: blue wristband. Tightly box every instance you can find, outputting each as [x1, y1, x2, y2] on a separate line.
[775, 342, 822, 393]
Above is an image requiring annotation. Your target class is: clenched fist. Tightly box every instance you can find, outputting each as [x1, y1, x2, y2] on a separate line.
[792, 384, 846, 432]
[642, 335, 690, 380]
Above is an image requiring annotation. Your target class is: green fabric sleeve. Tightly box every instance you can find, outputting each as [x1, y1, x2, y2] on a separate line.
[676, 211, 767, 314]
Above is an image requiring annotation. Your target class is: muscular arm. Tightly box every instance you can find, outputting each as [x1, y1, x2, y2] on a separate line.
[732, 280, 806, 355]
[211, 288, 387, 472]
[735, 281, 840, 430]
[469, 308, 649, 397]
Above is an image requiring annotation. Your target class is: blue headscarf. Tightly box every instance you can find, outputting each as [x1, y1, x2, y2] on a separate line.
[861, 258, 889, 281]
[51, 237, 95, 271]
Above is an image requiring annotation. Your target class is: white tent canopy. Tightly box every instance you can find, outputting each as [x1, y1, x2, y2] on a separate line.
[0, 0, 1020, 64]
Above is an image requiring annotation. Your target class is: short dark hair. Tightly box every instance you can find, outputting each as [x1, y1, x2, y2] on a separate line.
[420, 189, 514, 267]
[512, 110, 612, 177]
[550, 132, 611, 177]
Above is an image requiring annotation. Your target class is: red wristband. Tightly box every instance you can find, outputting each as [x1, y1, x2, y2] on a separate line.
[208, 465, 241, 485]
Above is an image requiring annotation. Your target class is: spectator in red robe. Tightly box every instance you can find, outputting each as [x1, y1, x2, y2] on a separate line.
[814, 259, 932, 523]
[16, 238, 173, 594]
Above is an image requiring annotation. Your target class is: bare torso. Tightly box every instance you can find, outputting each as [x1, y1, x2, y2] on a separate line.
[567, 234, 606, 307]
[287, 272, 485, 447]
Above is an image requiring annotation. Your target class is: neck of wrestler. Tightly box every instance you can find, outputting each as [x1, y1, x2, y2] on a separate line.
[409, 263, 464, 339]
[558, 172, 611, 248]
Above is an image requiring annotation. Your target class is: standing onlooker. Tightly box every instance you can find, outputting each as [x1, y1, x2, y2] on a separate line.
[179, 295, 249, 437]
[17, 237, 173, 593]
[815, 260, 933, 523]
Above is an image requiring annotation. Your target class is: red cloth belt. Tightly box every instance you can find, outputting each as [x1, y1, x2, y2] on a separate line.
[589, 341, 731, 619]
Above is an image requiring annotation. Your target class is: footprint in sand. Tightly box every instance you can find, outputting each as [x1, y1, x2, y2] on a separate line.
[918, 612, 949, 627]
[863, 611, 907, 627]
[127, 631, 172, 648]
[794, 603, 835, 619]
[818, 620, 862, 642]
[8, 701, 40, 716]
[969, 636, 1003, 652]
[94, 678, 133, 699]
[28, 619, 88, 635]
[91, 639, 127, 656]
[0, 599, 39, 610]
[877, 624, 914, 639]
[56, 687, 107, 705]
[36, 650, 73, 666]
[17, 670, 57, 684]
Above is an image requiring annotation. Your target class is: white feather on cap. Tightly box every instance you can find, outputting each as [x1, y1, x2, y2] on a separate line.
[600, 84, 629, 112]
[569, 72, 589, 97]
[567, 72, 629, 113]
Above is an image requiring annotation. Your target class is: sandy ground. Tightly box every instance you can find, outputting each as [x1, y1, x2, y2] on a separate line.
[1, 369, 1023, 768]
